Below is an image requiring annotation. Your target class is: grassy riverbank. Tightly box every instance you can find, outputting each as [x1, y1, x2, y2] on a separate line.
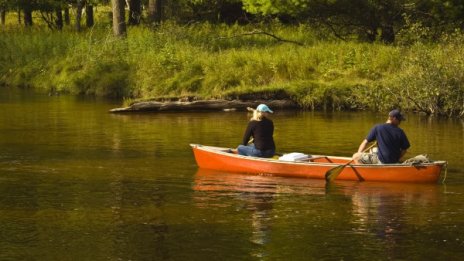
[1, 22, 463, 116]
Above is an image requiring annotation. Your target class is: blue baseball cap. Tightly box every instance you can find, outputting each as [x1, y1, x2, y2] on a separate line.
[389, 109, 406, 121]
[256, 104, 273, 113]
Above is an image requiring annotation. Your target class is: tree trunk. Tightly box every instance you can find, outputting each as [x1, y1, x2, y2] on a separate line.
[155, 0, 163, 22]
[24, 3, 33, 26]
[380, 25, 395, 44]
[364, 25, 379, 43]
[17, 8, 21, 24]
[76, 0, 84, 31]
[1, 9, 5, 25]
[148, 0, 162, 24]
[147, 0, 155, 23]
[112, 0, 126, 37]
[56, 8, 63, 30]
[64, 7, 70, 25]
[128, 0, 141, 25]
[157, 0, 163, 22]
[86, 4, 94, 28]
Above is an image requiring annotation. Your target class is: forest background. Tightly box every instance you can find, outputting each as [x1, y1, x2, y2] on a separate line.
[1, 0, 463, 117]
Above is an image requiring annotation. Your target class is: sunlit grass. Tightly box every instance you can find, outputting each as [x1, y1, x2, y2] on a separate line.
[0, 21, 463, 116]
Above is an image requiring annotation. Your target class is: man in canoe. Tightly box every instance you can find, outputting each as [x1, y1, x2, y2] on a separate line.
[237, 104, 276, 158]
[353, 109, 410, 164]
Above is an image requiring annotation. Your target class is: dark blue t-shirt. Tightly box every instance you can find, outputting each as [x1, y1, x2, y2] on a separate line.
[366, 123, 410, 163]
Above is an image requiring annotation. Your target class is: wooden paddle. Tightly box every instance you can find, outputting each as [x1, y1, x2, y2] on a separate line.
[325, 142, 377, 182]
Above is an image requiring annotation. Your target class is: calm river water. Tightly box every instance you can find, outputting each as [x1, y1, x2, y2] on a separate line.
[1, 88, 463, 260]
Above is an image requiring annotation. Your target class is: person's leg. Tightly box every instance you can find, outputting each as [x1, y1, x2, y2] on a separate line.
[249, 146, 263, 157]
[249, 147, 276, 158]
[371, 153, 381, 164]
[357, 152, 381, 164]
[261, 149, 275, 158]
[238, 144, 268, 157]
[238, 144, 255, 156]
[352, 152, 362, 164]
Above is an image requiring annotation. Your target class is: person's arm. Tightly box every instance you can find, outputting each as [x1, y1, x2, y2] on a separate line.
[352, 139, 375, 162]
[357, 139, 369, 153]
[399, 130, 410, 162]
[352, 139, 368, 162]
[399, 149, 408, 161]
[242, 122, 254, 145]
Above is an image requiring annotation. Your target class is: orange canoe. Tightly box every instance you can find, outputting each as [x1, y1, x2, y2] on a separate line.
[190, 144, 448, 183]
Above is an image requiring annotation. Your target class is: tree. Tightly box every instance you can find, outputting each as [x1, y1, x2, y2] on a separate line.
[240, 0, 445, 43]
[128, 0, 141, 25]
[112, 0, 126, 36]
[86, 3, 94, 27]
[55, 6, 63, 29]
[64, 5, 70, 25]
[246, 0, 464, 43]
[75, 0, 84, 31]
[147, 0, 162, 24]
[0, 0, 7, 25]
[414, 0, 464, 27]
[21, 0, 34, 26]
[185, 0, 247, 23]
[34, 0, 66, 30]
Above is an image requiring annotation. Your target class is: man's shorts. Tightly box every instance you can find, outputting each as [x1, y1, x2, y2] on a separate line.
[359, 152, 381, 164]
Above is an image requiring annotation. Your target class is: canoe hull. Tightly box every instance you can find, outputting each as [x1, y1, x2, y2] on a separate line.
[191, 144, 446, 183]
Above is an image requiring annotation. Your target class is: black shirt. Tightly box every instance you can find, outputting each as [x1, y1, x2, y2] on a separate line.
[242, 117, 275, 151]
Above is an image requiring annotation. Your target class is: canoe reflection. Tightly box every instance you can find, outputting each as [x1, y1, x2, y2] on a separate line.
[330, 181, 442, 256]
[193, 168, 327, 195]
[193, 169, 442, 258]
[193, 169, 325, 252]
[193, 168, 442, 200]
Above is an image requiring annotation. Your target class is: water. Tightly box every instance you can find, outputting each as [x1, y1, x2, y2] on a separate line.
[1, 88, 463, 260]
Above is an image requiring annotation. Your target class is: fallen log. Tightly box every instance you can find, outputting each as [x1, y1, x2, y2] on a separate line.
[109, 99, 298, 113]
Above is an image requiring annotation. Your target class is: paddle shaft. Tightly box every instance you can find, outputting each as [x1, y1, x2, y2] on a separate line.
[325, 142, 377, 182]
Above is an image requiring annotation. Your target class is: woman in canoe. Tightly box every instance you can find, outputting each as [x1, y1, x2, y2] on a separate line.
[237, 104, 276, 158]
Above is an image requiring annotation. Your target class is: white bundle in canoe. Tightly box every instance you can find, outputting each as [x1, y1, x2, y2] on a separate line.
[279, 152, 310, 162]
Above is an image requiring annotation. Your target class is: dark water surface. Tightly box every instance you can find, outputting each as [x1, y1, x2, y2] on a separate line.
[1, 88, 463, 260]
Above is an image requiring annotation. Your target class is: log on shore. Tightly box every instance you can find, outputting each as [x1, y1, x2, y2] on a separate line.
[109, 99, 299, 113]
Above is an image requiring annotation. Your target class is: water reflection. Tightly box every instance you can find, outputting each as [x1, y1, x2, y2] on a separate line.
[326, 181, 442, 259]
[1, 88, 463, 259]
[105, 175, 173, 260]
[193, 169, 326, 259]
[193, 169, 443, 259]
[193, 169, 327, 195]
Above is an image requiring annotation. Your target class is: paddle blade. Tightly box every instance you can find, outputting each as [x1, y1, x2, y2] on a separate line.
[325, 164, 347, 182]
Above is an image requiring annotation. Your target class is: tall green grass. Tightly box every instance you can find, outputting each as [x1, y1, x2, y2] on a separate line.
[1, 22, 463, 117]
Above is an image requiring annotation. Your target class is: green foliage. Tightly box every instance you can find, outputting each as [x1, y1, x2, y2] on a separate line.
[395, 14, 434, 46]
[1, 22, 464, 117]
[242, 0, 309, 16]
[381, 41, 464, 117]
[242, 0, 464, 43]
